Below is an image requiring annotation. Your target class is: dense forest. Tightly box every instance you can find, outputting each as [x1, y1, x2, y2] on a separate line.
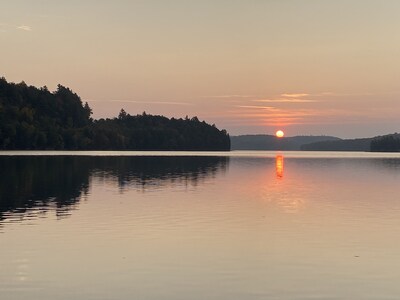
[0, 77, 230, 150]
[370, 134, 400, 152]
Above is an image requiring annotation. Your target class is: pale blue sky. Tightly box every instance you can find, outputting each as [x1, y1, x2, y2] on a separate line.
[1, 0, 400, 137]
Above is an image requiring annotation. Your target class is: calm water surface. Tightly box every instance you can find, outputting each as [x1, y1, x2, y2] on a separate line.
[1, 151, 400, 300]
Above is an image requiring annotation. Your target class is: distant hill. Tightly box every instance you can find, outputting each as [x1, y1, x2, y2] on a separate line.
[230, 134, 340, 150]
[301, 133, 400, 152]
[301, 137, 372, 151]
[232, 133, 400, 152]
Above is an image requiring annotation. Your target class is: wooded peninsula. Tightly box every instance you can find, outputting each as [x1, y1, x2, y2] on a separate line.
[0, 78, 230, 151]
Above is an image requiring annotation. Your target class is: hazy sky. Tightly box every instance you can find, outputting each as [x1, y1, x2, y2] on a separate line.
[1, 0, 400, 138]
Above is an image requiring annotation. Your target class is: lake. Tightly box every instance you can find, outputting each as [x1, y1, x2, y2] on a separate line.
[1, 151, 400, 300]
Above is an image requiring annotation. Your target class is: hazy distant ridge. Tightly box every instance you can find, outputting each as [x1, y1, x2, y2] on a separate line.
[301, 138, 372, 151]
[232, 134, 400, 152]
[231, 135, 340, 150]
[302, 134, 400, 152]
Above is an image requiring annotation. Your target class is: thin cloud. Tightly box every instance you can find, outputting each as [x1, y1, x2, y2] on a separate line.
[235, 105, 277, 110]
[281, 93, 309, 98]
[0, 23, 33, 32]
[17, 25, 32, 31]
[223, 104, 383, 128]
[254, 99, 317, 103]
[201, 95, 256, 99]
[88, 99, 194, 106]
[311, 91, 374, 97]
[226, 104, 369, 127]
[234, 111, 317, 118]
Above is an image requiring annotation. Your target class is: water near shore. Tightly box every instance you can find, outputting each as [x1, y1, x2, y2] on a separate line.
[1, 151, 400, 299]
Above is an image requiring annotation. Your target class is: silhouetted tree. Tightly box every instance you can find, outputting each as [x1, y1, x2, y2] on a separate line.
[0, 77, 230, 151]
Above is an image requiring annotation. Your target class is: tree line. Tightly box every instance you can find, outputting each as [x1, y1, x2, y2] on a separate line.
[0, 77, 230, 150]
[370, 134, 400, 152]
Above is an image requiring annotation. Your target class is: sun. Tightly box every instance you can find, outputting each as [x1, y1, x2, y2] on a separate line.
[276, 130, 285, 138]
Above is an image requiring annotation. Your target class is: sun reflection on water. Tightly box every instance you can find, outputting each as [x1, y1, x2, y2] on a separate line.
[276, 155, 284, 179]
[270, 154, 306, 213]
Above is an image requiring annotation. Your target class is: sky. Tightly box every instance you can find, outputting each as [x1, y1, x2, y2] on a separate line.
[1, 0, 400, 138]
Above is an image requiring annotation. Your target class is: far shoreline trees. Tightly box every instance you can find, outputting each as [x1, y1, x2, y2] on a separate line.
[370, 134, 400, 152]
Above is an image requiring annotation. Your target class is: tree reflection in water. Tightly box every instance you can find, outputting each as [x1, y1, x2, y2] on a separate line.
[0, 156, 229, 223]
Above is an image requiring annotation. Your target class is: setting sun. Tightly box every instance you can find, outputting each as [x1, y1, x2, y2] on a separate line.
[276, 130, 285, 138]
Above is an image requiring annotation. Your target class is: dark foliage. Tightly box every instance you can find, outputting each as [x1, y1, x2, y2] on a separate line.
[0, 77, 230, 150]
[370, 134, 400, 152]
[89, 112, 230, 151]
